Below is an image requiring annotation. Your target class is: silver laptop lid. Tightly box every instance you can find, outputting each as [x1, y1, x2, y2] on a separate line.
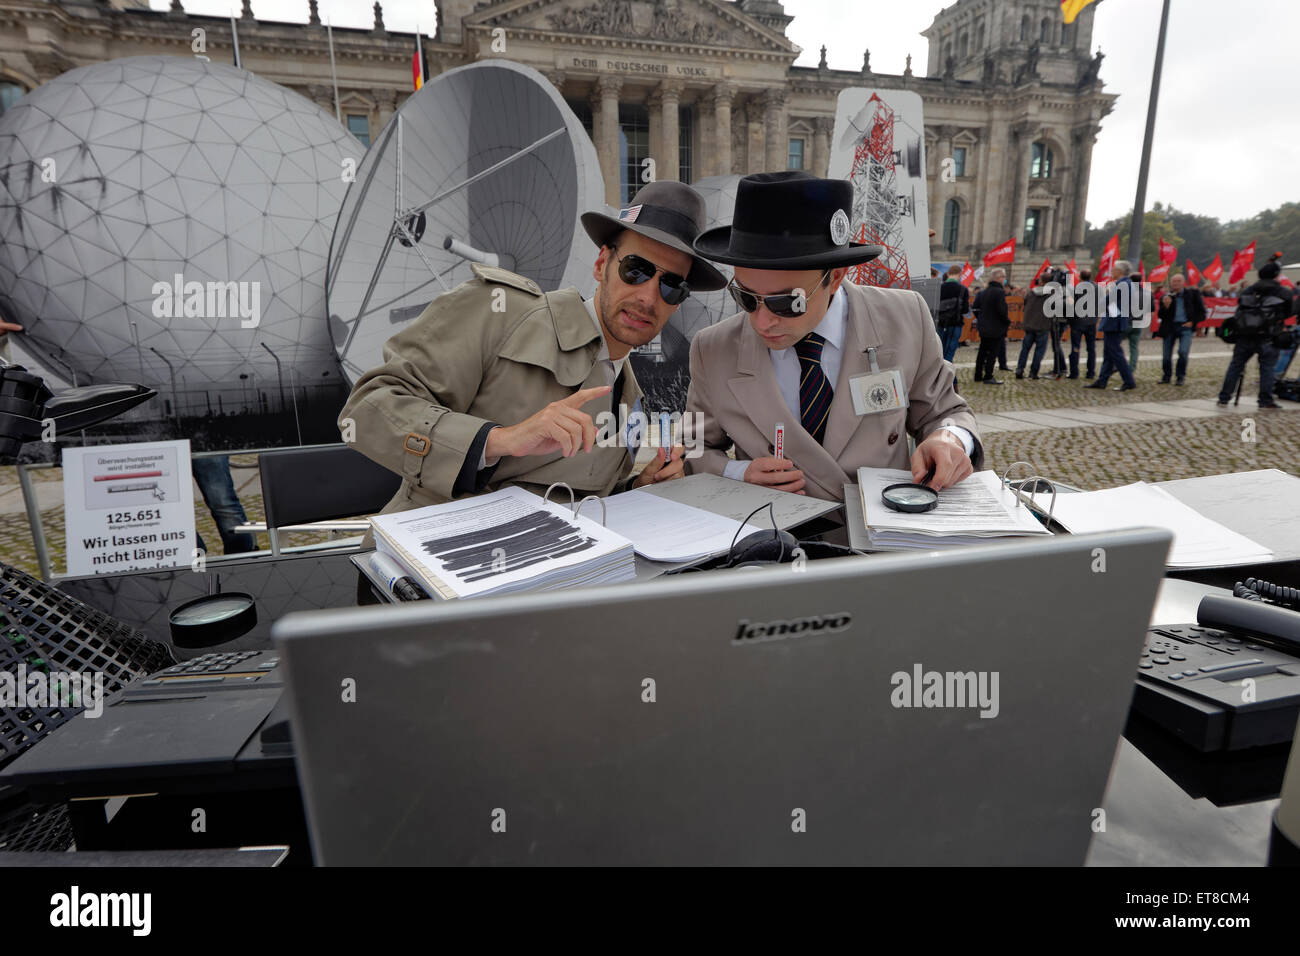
[274, 528, 1170, 865]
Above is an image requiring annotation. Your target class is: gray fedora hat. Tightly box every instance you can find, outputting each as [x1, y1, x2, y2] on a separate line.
[581, 181, 727, 291]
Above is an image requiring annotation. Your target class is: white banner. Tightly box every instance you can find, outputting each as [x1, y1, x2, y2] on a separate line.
[62, 440, 196, 576]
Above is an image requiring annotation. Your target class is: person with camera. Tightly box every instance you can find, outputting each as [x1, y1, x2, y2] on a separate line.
[1216, 255, 1294, 408]
[1155, 272, 1204, 385]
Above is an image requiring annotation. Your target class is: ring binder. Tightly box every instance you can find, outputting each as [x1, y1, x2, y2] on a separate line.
[574, 494, 608, 527]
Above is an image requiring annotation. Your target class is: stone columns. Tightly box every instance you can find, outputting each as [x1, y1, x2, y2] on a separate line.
[1009, 120, 1034, 243]
[1069, 122, 1099, 247]
[710, 84, 734, 179]
[657, 80, 682, 182]
[594, 76, 624, 206]
[763, 88, 787, 172]
[812, 115, 833, 177]
[746, 95, 764, 173]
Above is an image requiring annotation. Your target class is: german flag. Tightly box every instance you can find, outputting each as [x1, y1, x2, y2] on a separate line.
[1060, 0, 1098, 24]
[412, 30, 427, 91]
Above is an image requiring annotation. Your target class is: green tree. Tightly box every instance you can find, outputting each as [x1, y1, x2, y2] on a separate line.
[1085, 205, 1184, 272]
[1163, 203, 1225, 267]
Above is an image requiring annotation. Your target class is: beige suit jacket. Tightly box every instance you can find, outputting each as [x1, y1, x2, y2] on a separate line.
[340, 265, 642, 529]
[685, 281, 983, 501]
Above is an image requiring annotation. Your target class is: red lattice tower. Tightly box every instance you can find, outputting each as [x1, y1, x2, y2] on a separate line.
[848, 93, 910, 288]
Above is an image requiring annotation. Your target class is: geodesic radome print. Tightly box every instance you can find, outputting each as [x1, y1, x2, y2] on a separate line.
[0, 56, 358, 393]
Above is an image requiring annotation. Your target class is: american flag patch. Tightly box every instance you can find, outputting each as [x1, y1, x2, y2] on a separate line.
[619, 204, 642, 223]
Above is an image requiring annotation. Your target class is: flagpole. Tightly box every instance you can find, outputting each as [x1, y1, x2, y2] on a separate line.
[327, 18, 341, 123]
[230, 13, 242, 69]
[1126, 0, 1171, 265]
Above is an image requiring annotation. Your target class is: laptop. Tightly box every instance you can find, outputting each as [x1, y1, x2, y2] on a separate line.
[273, 527, 1170, 865]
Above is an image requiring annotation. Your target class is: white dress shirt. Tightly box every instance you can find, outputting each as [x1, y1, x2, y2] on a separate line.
[720, 285, 973, 480]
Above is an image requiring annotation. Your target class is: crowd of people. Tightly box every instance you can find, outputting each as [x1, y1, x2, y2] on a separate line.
[933, 257, 1297, 406]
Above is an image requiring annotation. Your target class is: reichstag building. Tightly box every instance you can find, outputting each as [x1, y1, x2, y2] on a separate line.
[0, 0, 1117, 278]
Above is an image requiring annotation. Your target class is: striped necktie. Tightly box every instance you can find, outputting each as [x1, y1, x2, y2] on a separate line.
[794, 331, 833, 446]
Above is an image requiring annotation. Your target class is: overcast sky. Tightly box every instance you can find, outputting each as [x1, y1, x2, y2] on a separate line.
[165, 0, 1296, 226]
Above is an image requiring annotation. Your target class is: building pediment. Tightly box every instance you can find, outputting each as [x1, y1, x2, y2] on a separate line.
[465, 0, 795, 53]
[1027, 180, 1061, 201]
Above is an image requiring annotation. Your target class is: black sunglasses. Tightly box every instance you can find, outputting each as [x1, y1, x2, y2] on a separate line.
[610, 249, 691, 305]
[728, 270, 832, 319]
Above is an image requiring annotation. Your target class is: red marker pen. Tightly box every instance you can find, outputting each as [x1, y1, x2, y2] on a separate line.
[774, 422, 785, 461]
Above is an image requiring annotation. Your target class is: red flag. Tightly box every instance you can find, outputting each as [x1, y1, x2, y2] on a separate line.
[1148, 262, 1171, 283]
[1158, 238, 1177, 265]
[1185, 260, 1201, 285]
[1097, 234, 1119, 281]
[1228, 241, 1256, 284]
[959, 261, 975, 287]
[1032, 258, 1052, 283]
[1066, 259, 1079, 282]
[1281, 277, 1296, 290]
[1203, 253, 1224, 286]
[1139, 259, 1146, 281]
[983, 237, 1016, 266]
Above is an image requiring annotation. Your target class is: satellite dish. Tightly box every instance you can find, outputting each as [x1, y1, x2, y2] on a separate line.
[661, 175, 741, 365]
[327, 59, 605, 383]
[0, 56, 355, 399]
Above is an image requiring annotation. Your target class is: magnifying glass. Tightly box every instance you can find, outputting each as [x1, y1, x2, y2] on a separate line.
[169, 592, 257, 648]
[882, 465, 939, 514]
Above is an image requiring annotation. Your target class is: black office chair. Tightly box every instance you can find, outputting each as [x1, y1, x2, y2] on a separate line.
[257, 444, 400, 555]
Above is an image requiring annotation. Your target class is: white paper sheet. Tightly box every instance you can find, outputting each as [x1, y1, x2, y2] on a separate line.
[857, 468, 1051, 544]
[1048, 482, 1272, 569]
[602, 490, 765, 562]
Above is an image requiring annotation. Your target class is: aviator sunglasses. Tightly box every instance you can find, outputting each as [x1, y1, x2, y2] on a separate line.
[728, 270, 832, 318]
[610, 249, 692, 305]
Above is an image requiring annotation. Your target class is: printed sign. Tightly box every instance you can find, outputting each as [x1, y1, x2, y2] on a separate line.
[62, 440, 196, 576]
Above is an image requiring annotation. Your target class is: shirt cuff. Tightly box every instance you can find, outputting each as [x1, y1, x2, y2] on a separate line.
[457, 422, 502, 496]
[937, 425, 975, 458]
[722, 458, 750, 482]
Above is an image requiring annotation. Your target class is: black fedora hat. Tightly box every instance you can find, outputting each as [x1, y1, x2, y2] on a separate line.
[694, 171, 883, 270]
[581, 181, 727, 291]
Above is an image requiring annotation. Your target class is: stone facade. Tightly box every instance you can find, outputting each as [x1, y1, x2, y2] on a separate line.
[0, 0, 1116, 282]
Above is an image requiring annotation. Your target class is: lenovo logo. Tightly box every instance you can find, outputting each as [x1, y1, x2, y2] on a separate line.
[733, 613, 852, 645]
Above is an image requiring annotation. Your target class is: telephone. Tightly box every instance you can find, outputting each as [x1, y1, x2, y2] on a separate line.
[1133, 578, 1300, 751]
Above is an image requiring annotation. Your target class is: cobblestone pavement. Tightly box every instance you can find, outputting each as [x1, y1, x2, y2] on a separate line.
[958, 337, 1300, 488]
[2, 337, 1295, 576]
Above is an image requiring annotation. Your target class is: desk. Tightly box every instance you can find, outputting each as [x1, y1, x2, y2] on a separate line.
[56, 551, 360, 656]
[21, 541, 1293, 866]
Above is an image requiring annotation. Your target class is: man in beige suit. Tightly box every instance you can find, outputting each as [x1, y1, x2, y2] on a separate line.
[686, 172, 982, 502]
[340, 180, 726, 521]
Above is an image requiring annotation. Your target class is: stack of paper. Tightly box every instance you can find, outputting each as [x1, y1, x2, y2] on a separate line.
[370, 487, 635, 600]
[856, 468, 1052, 551]
[1048, 482, 1272, 569]
[601, 490, 764, 563]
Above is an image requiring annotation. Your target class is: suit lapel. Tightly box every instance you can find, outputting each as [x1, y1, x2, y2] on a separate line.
[725, 319, 846, 500]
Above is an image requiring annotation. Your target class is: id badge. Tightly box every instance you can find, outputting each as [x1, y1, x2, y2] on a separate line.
[848, 369, 908, 416]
